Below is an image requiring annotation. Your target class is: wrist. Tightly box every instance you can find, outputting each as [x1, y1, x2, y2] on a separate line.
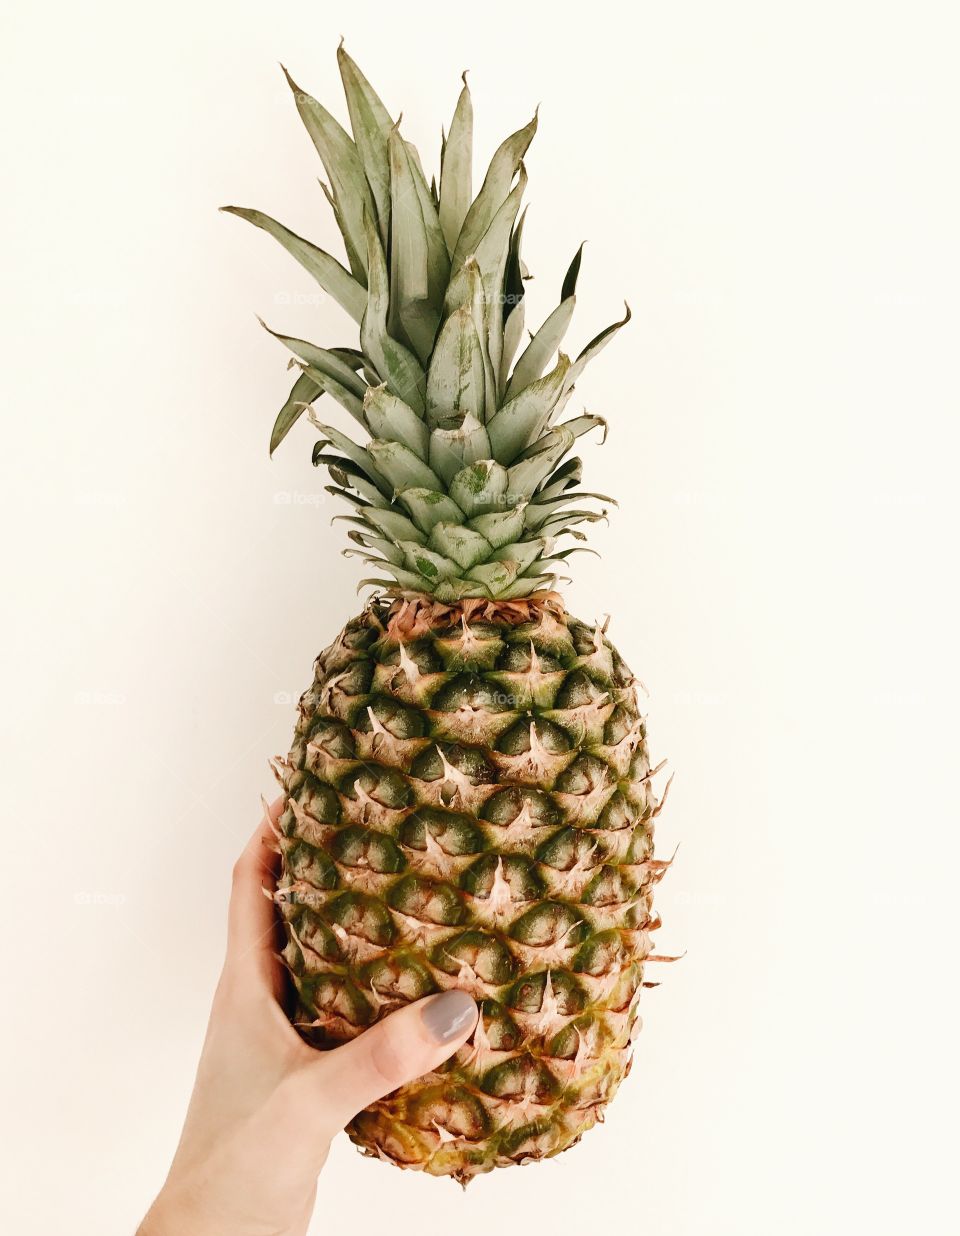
[137, 1187, 213, 1236]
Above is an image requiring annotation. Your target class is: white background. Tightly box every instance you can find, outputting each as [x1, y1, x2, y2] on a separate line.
[2, 2, 958, 1233]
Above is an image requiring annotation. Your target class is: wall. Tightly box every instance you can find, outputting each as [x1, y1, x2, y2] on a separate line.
[2, 2, 957, 1232]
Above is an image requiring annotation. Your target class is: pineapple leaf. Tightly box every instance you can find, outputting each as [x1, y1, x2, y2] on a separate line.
[397, 488, 466, 534]
[428, 413, 492, 485]
[486, 354, 571, 464]
[565, 302, 632, 389]
[465, 558, 520, 590]
[500, 296, 526, 391]
[269, 370, 322, 456]
[260, 321, 368, 398]
[399, 542, 461, 581]
[466, 505, 526, 548]
[505, 298, 576, 401]
[502, 207, 527, 325]
[360, 506, 427, 544]
[282, 66, 374, 283]
[404, 139, 451, 311]
[363, 385, 430, 458]
[451, 111, 537, 273]
[465, 260, 498, 422]
[561, 241, 585, 302]
[360, 210, 427, 412]
[388, 128, 440, 362]
[497, 572, 557, 599]
[428, 523, 492, 571]
[439, 73, 473, 257]
[357, 567, 427, 592]
[506, 426, 576, 499]
[296, 363, 366, 425]
[425, 306, 487, 428]
[312, 452, 390, 507]
[309, 418, 391, 496]
[504, 242, 583, 400]
[220, 207, 366, 323]
[337, 44, 394, 245]
[367, 439, 444, 493]
[489, 538, 547, 573]
[515, 411, 606, 462]
[470, 167, 527, 389]
[448, 460, 508, 517]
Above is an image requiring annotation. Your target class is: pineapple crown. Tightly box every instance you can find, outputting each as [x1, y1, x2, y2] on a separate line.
[223, 44, 630, 602]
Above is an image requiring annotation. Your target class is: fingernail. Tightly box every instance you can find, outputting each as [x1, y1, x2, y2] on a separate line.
[422, 990, 478, 1043]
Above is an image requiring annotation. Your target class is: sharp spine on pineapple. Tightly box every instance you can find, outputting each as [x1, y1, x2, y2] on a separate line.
[230, 46, 673, 1182]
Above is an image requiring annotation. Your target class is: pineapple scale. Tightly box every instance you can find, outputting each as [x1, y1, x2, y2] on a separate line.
[273, 596, 668, 1182]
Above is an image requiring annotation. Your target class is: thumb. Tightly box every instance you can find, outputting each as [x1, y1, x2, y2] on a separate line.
[312, 990, 478, 1130]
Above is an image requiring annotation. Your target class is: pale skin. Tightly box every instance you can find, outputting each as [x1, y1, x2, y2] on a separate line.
[138, 799, 479, 1236]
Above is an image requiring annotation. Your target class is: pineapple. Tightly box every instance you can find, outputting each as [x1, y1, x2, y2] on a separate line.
[224, 45, 671, 1183]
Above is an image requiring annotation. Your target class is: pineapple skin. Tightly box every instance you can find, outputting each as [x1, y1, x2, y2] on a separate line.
[273, 594, 667, 1182]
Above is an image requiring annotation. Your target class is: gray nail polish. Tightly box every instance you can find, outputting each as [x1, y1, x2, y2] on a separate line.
[422, 990, 477, 1043]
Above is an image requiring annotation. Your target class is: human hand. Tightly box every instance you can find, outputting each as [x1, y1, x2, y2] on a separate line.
[138, 800, 478, 1236]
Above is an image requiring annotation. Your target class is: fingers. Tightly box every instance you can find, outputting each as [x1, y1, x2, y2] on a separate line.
[312, 991, 478, 1131]
[225, 797, 285, 985]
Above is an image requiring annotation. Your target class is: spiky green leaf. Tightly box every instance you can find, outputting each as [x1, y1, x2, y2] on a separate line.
[221, 207, 366, 322]
[360, 210, 427, 412]
[337, 44, 393, 245]
[282, 67, 373, 282]
[270, 370, 322, 456]
[439, 74, 473, 256]
[451, 112, 537, 272]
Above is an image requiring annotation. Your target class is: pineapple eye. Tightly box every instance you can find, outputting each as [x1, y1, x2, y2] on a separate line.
[495, 643, 562, 673]
[284, 841, 338, 891]
[326, 891, 395, 947]
[534, 826, 596, 871]
[479, 1054, 562, 1103]
[461, 854, 545, 903]
[508, 901, 586, 949]
[305, 716, 355, 759]
[495, 716, 571, 756]
[301, 973, 375, 1031]
[572, 929, 626, 977]
[358, 955, 436, 1002]
[505, 969, 585, 1018]
[408, 742, 496, 786]
[553, 752, 610, 795]
[388, 874, 466, 927]
[407, 1086, 490, 1139]
[399, 808, 486, 856]
[602, 703, 641, 746]
[624, 822, 654, 864]
[339, 765, 412, 810]
[481, 787, 561, 829]
[355, 697, 428, 739]
[431, 930, 517, 986]
[429, 673, 514, 715]
[379, 639, 443, 674]
[579, 864, 637, 908]
[552, 668, 607, 709]
[596, 789, 634, 832]
[328, 825, 406, 874]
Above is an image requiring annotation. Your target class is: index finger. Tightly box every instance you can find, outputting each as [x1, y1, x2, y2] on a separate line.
[226, 796, 285, 982]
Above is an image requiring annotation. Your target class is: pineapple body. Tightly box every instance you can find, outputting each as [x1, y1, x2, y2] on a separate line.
[275, 595, 665, 1181]
[228, 47, 673, 1180]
